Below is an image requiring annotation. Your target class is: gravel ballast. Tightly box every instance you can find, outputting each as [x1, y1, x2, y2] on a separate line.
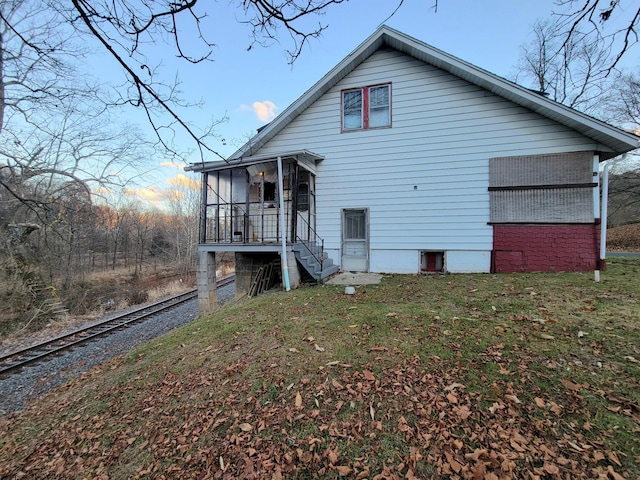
[0, 283, 235, 417]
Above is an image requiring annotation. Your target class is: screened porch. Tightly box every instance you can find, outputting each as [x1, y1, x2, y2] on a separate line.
[197, 152, 321, 247]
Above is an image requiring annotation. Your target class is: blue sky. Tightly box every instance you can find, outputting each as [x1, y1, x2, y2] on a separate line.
[109, 0, 622, 207]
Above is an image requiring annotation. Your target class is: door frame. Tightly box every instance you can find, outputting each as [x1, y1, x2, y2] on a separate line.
[341, 207, 370, 272]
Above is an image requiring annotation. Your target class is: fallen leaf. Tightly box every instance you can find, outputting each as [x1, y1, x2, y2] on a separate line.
[369, 404, 375, 420]
[534, 397, 546, 408]
[561, 378, 582, 391]
[543, 463, 559, 475]
[568, 441, 584, 452]
[607, 466, 626, 480]
[336, 466, 352, 476]
[444, 382, 465, 391]
[550, 402, 563, 415]
[456, 405, 471, 420]
[505, 394, 521, 404]
[331, 378, 343, 390]
[607, 451, 622, 467]
[239, 423, 253, 432]
[363, 369, 375, 381]
[288, 347, 299, 353]
[536, 333, 555, 340]
[295, 392, 302, 408]
[314, 344, 325, 352]
[624, 355, 639, 364]
[445, 451, 462, 473]
[510, 439, 526, 452]
[368, 346, 388, 352]
[465, 448, 489, 461]
[385, 312, 397, 318]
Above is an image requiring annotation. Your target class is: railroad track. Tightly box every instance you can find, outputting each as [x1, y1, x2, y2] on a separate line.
[0, 275, 235, 377]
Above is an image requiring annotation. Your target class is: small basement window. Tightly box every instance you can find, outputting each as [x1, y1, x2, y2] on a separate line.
[420, 251, 444, 273]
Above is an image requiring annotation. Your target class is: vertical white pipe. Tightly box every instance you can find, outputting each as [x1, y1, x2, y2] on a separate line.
[600, 164, 609, 260]
[277, 156, 291, 291]
[596, 163, 610, 282]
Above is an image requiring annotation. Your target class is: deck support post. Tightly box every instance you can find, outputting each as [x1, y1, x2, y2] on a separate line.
[197, 251, 218, 313]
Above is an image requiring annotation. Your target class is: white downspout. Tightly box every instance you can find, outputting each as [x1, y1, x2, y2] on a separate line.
[277, 156, 291, 291]
[595, 163, 609, 282]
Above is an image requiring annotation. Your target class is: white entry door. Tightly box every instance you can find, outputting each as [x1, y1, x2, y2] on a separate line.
[342, 208, 368, 272]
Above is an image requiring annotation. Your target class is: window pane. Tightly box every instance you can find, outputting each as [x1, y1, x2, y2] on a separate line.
[231, 168, 246, 203]
[206, 173, 218, 205]
[369, 107, 390, 127]
[343, 90, 362, 129]
[345, 210, 366, 239]
[218, 170, 231, 203]
[369, 85, 390, 127]
[369, 85, 389, 107]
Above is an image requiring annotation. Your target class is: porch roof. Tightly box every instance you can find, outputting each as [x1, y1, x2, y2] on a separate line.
[186, 150, 324, 173]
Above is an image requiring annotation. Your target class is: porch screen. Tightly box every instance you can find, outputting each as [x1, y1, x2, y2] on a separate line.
[489, 152, 595, 224]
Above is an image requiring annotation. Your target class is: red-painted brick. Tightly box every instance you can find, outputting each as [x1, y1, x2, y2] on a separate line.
[493, 225, 600, 273]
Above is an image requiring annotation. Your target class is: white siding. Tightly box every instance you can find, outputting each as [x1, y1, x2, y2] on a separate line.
[254, 48, 601, 273]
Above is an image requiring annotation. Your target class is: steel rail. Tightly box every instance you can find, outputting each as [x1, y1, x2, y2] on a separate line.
[0, 275, 235, 377]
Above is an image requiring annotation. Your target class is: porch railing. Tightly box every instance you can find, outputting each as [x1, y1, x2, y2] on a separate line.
[205, 212, 290, 244]
[295, 216, 324, 272]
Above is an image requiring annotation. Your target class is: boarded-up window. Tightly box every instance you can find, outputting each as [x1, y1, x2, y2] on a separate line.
[489, 152, 595, 224]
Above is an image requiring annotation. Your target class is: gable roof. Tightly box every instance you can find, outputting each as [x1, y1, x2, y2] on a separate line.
[226, 25, 638, 163]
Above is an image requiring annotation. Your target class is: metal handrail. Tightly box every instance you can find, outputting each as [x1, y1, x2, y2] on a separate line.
[295, 216, 324, 272]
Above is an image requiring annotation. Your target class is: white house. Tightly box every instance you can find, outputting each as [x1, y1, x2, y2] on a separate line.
[188, 26, 639, 311]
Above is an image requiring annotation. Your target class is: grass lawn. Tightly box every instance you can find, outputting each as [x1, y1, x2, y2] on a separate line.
[1, 258, 639, 479]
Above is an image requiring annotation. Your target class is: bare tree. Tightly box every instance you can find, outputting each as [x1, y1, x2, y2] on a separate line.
[610, 70, 640, 129]
[554, 0, 640, 73]
[608, 169, 640, 226]
[515, 19, 619, 120]
[55, 0, 350, 161]
[0, 0, 102, 136]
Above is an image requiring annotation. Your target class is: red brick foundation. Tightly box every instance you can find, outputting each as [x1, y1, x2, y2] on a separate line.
[493, 225, 600, 273]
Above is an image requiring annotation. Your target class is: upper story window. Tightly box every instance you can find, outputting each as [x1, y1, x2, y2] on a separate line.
[342, 83, 391, 131]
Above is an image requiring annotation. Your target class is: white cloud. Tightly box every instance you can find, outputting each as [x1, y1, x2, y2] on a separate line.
[167, 173, 200, 191]
[160, 161, 184, 170]
[252, 100, 278, 122]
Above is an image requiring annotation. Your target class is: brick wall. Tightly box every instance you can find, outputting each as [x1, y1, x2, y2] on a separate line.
[493, 225, 600, 273]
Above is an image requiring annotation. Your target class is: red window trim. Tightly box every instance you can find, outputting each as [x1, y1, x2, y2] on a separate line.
[341, 82, 391, 132]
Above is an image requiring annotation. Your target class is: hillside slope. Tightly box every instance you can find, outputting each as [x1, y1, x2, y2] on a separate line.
[607, 223, 640, 251]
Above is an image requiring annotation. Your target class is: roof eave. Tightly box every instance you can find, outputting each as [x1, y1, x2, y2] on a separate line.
[186, 150, 324, 173]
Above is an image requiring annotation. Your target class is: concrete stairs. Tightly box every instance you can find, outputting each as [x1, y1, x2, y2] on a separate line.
[292, 241, 339, 282]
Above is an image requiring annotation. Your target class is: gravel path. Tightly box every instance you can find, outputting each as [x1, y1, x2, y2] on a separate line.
[0, 283, 235, 417]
